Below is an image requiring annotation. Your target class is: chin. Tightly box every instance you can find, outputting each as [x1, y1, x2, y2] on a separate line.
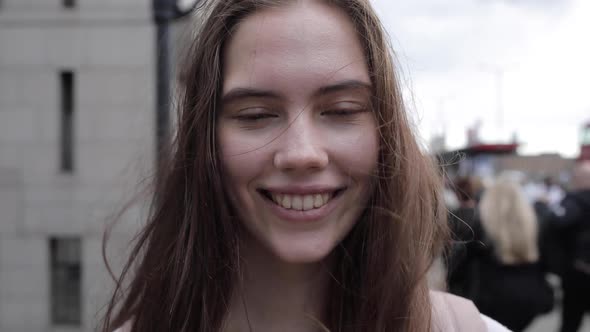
[268, 237, 337, 264]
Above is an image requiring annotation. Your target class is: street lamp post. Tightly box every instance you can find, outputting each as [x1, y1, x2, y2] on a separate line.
[152, 0, 201, 164]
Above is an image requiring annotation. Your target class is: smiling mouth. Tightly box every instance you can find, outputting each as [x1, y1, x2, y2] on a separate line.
[258, 189, 346, 211]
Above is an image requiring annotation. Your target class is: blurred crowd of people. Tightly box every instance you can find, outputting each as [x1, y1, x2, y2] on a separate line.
[445, 162, 590, 332]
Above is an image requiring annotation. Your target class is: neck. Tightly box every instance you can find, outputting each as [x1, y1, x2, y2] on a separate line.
[224, 236, 331, 332]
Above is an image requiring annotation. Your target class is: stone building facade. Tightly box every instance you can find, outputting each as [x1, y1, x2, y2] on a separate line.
[0, 0, 156, 330]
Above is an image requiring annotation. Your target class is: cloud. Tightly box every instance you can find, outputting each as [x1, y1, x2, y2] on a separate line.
[371, 0, 588, 156]
[478, 0, 573, 12]
[373, 0, 569, 73]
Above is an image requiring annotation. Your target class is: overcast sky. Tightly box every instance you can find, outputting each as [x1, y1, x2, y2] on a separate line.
[370, 0, 590, 157]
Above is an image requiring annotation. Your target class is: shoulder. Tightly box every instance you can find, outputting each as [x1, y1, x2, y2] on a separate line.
[430, 291, 510, 331]
[113, 320, 132, 332]
[481, 313, 512, 332]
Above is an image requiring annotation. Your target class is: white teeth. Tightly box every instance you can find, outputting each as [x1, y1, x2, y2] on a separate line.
[269, 192, 335, 210]
[313, 194, 323, 208]
[303, 195, 314, 211]
[272, 193, 282, 204]
[291, 196, 303, 210]
[281, 195, 292, 209]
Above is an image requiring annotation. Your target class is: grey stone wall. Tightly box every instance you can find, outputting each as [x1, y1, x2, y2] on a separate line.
[0, 1, 155, 330]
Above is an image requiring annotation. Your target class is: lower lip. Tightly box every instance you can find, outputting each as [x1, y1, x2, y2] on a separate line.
[262, 192, 342, 223]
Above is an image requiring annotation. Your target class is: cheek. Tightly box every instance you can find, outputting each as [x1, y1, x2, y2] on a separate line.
[218, 126, 272, 193]
[329, 125, 379, 177]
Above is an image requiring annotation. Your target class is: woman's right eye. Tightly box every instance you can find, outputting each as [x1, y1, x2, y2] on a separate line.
[230, 108, 279, 128]
[234, 112, 277, 122]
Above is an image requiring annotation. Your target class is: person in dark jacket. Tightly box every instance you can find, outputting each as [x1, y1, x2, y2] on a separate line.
[555, 162, 590, 332]
[474, 175, 554, 332]
[447, 176, 483, 298]
[447, 174, 554, 331]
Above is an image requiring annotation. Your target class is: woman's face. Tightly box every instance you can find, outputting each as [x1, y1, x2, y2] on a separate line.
[218, 1, 378, 263]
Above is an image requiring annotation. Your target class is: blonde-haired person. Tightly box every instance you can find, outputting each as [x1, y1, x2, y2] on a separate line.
[471, 174, 554, 331]
[480, 174, 539, 265]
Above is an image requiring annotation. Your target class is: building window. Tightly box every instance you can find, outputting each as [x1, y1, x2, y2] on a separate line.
[50, 237, 82, 325]
[60, 71, 74, 173]
[63, 0, 76, 9]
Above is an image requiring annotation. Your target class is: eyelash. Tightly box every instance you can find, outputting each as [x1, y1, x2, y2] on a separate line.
[231, 107, 367, 124]
[234, 113, 277, 122]
[321, 108, 366, 117]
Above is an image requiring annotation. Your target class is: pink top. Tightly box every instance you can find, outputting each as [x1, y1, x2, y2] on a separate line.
[113, 292, 511, 332]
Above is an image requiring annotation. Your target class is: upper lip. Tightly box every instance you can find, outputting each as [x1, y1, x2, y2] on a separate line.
[259, 185, 345, 195]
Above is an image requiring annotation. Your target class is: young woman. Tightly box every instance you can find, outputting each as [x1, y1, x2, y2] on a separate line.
[102, 0, 508, 331]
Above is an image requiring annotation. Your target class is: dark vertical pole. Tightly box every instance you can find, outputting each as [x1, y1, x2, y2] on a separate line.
[155, 21, 171, 164]
[154, 0, 200, 169]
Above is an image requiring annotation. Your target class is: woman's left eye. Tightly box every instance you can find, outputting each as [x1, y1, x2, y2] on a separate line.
[321, 108, 366, 117]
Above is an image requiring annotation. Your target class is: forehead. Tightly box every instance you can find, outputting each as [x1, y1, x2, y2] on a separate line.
[222, 1, 370, 96]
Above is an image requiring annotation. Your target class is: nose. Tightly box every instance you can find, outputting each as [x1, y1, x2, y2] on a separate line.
[273, 115, 329, 173]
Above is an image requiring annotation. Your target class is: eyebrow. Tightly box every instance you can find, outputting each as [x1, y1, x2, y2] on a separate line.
[221, 88, 282, 104]
[313, 80, 372, 98]
[221, 80, 372, 104]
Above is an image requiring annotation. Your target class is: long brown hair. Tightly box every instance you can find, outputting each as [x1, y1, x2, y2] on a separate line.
[101, 0, 448, 331]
